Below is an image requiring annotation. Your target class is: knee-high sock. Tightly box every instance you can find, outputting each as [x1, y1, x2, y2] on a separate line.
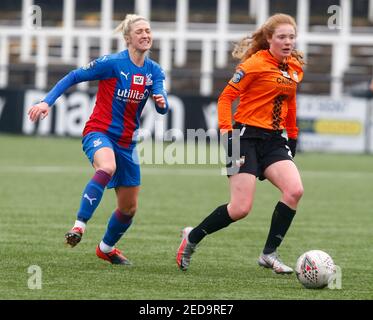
[188, 204, 234, 244]
[102, 209, 133, 247]
[263, 201, 296, 254]
[76, 170, 111, 223]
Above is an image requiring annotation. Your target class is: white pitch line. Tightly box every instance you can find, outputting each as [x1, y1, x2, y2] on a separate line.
[0, 166, 90, 173]
[0, 165, 372, 178]
[0, 165, 221, 176]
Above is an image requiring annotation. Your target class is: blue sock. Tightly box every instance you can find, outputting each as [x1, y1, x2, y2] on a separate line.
[76, 170, 111, 223]
[102, 209, 133, 247]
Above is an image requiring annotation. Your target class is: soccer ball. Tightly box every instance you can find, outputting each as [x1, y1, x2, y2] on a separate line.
[295, 250, 336, 289]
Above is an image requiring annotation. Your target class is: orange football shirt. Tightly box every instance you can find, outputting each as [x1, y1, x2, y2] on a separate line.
[218, 49, 303, 139]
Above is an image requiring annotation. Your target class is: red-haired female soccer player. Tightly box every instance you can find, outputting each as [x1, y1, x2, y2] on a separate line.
[177, 13, 304, 273]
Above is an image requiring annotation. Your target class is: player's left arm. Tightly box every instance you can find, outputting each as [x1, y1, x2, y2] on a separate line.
[285, 93, 299, 157]
[151, 65, 169, 114]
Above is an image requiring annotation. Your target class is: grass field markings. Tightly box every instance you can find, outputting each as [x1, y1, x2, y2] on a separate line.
[0, 166, 220, 175]
[0, 166, 89, 173]
[0, 165, 373, 178]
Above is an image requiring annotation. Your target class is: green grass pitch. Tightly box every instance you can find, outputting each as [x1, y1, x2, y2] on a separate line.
[0, 134, 372, 300]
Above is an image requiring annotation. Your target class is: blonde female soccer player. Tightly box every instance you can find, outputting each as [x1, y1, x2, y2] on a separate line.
[29, 14, 168, 265]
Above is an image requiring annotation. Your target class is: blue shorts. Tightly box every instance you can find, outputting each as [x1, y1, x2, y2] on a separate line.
[82, 132, 140, 188]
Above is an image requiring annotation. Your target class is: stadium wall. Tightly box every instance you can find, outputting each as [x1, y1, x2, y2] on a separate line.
[0, 88, 372, 154]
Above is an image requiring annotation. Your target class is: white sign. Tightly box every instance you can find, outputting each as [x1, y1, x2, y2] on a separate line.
[368, 100, 373, 153]
[297, 95, 368, 153]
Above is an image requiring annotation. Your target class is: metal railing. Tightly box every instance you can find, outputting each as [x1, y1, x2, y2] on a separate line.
[1, 0, 373, 97]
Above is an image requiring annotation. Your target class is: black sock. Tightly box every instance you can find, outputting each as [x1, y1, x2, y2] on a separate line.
[188, 204, 234, 244]
[263, 201, 296, 254]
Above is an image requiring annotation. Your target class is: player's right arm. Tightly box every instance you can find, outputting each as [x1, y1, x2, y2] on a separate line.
[217, 84, 240, 134]
[28, 56, 115, 122]
[217, 60, 254, 133]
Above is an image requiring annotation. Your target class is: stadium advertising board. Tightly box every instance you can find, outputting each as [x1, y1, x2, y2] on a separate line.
[0, 88, 372, 154]
[369, 101, 373, 153]
[0, 89, 24, 133]
[0, 89, 218, 139]
[297, 95, 368, 153]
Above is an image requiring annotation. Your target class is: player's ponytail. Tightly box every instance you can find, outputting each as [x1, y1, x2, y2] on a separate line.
[232, 28, 269, 62]
[115, 14, 149, 44]
[232, 13, 305, 65]
[232, 36, 250, 62]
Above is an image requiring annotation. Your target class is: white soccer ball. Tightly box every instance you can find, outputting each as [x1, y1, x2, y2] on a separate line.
[295, 250, 336, 289]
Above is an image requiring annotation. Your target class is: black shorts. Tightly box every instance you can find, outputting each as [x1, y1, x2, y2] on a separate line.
[226, 125, 293, 180]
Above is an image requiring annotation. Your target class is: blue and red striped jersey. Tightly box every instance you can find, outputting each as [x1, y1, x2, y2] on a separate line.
[43, 50, 169, 148]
